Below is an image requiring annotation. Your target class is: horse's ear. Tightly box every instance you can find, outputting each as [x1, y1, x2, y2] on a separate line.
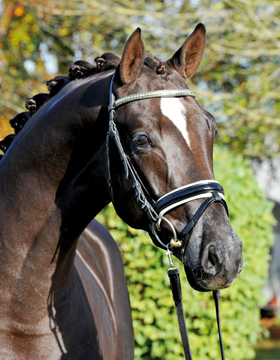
[169, 23, 206, 79]
[116, 28, 145, 86]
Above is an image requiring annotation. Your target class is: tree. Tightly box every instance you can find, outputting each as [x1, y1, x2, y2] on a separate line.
[0, 0, 279, 158]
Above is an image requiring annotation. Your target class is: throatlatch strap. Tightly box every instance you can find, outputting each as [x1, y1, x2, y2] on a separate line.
[168, 268, 193, 360]
[213, 290, 225, 360]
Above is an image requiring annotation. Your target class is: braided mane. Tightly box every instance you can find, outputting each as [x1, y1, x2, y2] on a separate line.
[0, 52, 121, 157]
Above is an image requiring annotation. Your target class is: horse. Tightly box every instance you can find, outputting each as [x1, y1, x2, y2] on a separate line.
[0, 23, 243, 359]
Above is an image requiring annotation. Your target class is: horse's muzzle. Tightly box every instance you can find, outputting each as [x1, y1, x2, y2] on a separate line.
[184, 228, 243, 292]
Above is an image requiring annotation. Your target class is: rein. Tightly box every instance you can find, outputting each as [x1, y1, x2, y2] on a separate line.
[107, 74, 226, 360]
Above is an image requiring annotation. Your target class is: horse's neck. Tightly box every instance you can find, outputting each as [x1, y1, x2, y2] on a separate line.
[0, 73, 111, 329]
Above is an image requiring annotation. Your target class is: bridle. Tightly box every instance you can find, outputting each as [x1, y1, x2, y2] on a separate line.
[107, 74, 227, 360]
[107, 74, 228, 251]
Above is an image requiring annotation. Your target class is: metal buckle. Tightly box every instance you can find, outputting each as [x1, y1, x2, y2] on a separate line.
[166, 244, 179, 271]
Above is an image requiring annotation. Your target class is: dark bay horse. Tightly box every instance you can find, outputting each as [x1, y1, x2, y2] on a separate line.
[0, 24, 242, 359]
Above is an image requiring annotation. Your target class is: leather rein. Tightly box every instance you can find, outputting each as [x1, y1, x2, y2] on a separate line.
[107, 74, 226, 360]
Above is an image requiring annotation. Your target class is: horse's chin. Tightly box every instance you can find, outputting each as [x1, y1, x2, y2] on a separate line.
[183, 265, 211, 292]
[183, 264, 235, 292]
[182, 241, 238, 292]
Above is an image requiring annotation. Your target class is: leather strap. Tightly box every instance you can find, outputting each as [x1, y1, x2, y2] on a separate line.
[168, 268, 193, 360]
[168, 269, 226, 360]
[180, 193, 228, 251]
[213, 290, 225, 360]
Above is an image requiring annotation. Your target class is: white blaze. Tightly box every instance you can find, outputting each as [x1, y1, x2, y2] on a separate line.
[160, 97, 190, 148]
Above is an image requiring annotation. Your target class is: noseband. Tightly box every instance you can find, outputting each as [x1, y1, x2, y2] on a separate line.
[107, 74, 226, 360]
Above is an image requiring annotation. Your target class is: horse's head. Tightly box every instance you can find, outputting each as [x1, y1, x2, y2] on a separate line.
[107, 24, 242, 292]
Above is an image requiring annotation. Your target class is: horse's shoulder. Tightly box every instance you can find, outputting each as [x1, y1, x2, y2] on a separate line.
[75, 219, 126, 298]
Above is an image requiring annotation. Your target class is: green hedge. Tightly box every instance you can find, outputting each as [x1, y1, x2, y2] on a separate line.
[96, 148, 275, 360]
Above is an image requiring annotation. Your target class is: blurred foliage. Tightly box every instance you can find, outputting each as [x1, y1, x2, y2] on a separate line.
[0, 0, 280, 158]
[97, 147, 275, 360]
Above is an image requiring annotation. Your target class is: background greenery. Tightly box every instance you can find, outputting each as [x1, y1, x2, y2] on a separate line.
[0, 1, 278, 359]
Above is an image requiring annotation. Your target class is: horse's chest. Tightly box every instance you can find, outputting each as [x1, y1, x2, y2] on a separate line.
[0, 325, 63, 360]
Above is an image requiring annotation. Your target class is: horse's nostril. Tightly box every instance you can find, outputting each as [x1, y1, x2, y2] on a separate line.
[208, 249, 217, 267]
[202, 244, 219, 276]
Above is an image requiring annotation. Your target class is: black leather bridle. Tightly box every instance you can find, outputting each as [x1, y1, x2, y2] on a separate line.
[107, 74, 227, 360]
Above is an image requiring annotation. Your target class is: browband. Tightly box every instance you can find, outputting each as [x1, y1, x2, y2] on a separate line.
[109, 87, 195, 112]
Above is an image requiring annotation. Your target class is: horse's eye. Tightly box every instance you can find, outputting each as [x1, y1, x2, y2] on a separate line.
[135, 135, 149, 146]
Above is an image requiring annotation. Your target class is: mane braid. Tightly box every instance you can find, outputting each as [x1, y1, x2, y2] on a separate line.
[144, 55, 160, 70]
[68, 52, 121, 81]
[0, 134, 15, 154]
[144, 55, 166, 74]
